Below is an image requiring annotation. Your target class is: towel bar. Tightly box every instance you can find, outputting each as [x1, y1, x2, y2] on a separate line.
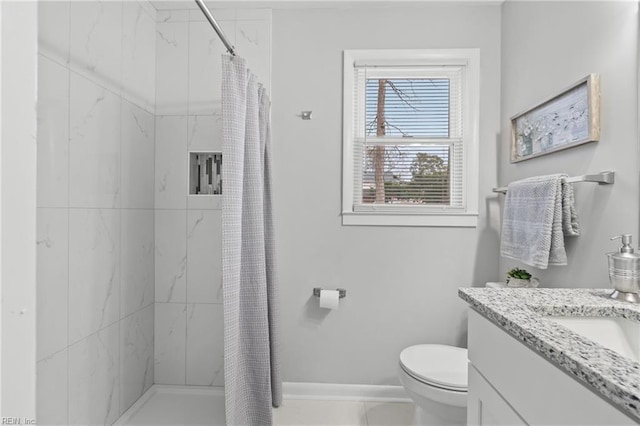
[492, 171, 615, 194]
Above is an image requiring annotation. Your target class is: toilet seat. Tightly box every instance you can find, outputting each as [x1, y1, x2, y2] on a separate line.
[399, 344, 468, 392]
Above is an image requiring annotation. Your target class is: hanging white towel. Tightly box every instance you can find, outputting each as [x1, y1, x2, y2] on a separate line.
[500, 174, 580, 269]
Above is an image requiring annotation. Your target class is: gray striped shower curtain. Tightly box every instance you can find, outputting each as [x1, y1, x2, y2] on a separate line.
[221, 54, 281, 425]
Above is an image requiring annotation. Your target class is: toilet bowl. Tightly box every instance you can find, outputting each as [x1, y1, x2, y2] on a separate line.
[398, 344, 468, 426]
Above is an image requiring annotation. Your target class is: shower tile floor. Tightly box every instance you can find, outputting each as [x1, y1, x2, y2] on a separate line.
[114, 386, 226, 426]
[116, 385, 415, 426]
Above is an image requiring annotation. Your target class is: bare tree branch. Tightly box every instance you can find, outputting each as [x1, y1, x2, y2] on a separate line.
[383, 120, 410, 137]
[387, 81, 418, 111]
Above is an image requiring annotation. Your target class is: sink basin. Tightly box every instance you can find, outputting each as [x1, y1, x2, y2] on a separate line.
[546, 316, 640, 363]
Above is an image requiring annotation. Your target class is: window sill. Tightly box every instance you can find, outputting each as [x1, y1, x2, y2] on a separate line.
[341, 212, 478, 227]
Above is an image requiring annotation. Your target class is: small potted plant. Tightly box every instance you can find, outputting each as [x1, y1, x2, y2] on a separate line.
[506, 268, 540, 288]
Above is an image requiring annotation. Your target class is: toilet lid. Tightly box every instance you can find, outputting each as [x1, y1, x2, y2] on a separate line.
[399, 344, 468, 391]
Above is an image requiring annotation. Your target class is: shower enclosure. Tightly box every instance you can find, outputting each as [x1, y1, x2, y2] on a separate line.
[35, 1, 272, 424]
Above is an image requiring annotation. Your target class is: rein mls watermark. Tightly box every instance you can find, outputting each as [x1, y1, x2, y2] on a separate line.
[1, 418, 35, 425]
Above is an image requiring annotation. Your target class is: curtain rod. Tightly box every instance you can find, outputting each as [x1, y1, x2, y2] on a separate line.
[492, 171, 615, 194]
[194, 0, 236, 56]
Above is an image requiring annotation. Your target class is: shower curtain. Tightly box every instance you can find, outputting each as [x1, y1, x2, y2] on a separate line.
[221, 55, 282, 426]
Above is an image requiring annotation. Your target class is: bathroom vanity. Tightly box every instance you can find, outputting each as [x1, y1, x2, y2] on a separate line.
[459, 288, 640, 425]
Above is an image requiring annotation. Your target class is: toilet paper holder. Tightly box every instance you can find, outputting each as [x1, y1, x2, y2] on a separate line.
[313, 288, 347, 299]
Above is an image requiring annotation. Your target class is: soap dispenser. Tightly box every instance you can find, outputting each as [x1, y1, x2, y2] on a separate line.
[607, 234, 640, 303]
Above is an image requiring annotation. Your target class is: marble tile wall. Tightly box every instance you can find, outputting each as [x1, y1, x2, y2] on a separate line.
[37, 3, 272, 420]
[36, 1, 156, 424]
[153, 8, 271, 387]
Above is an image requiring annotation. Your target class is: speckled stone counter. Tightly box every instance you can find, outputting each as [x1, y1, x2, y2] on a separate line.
[458, 288, 640, 422]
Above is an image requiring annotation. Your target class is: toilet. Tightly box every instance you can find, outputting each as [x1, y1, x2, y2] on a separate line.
[398, 344, 468, 426]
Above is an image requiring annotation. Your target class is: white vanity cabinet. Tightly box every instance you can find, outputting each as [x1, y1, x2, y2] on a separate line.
[468, 364, 526, 426]
[466, 309, 637, 426]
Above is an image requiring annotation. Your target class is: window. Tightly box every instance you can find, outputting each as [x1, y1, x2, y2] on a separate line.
[342, 49, 480, 227]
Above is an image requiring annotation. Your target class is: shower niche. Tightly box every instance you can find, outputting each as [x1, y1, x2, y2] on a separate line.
[189, 152, 222, 195]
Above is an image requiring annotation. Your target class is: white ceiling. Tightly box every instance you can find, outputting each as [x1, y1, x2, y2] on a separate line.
[149, 0, 504, 11]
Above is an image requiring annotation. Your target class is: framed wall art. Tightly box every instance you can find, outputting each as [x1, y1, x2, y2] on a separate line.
[511, 73, 600, 163]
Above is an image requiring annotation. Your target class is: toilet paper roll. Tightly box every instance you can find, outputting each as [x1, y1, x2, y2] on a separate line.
[319, 289, 340, 310]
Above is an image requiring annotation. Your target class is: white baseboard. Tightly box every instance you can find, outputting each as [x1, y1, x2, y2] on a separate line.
[282, 382, 411, 403]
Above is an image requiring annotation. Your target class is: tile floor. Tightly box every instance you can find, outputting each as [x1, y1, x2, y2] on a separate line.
[115, 386, 226, 426]
[117, 385, 416, 426]
[275, 399, 415, 426]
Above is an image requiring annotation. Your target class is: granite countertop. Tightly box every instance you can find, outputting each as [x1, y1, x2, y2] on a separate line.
[458, 288, 640, 421]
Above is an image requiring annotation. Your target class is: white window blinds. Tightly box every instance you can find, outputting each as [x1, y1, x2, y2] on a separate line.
[352, 65, 465, 213]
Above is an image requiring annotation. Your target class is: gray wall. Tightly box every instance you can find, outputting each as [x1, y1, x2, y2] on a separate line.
[272, 4, 501, 385]
[499, 1, 639, 287]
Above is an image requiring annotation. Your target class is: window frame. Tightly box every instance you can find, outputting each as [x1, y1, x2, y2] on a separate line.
[342, 49, 480, 227]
